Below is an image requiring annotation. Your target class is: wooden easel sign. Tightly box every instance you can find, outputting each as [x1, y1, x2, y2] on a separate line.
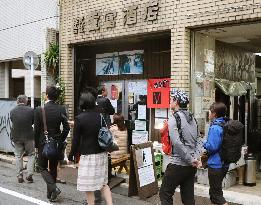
[128, 142, 158, 199]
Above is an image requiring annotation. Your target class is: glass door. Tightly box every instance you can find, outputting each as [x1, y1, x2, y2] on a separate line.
[101, 80, 150, 144]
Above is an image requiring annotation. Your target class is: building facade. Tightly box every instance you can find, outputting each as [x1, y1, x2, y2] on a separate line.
[60, 0, 261, 143]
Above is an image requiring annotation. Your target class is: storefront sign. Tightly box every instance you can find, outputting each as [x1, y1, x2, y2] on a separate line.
[73, 0, 159, 34]
[147, 78, 171, 108]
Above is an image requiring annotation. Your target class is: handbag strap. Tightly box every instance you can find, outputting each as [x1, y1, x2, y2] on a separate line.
[100, 113, 108, 128]
[41, 107, 48, 136]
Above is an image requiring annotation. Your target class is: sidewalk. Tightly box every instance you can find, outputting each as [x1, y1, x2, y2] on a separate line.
[0, 153, 256, 205]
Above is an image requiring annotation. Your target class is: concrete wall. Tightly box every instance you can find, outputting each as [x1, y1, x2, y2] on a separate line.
[60, 0, 261, 118]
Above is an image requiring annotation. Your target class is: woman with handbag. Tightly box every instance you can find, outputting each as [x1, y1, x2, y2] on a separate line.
[34, 86, 70, 202]
[68, 91, 113, 205]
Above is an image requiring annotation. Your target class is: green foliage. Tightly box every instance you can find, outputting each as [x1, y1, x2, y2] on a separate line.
[55, 77, 65, 105]
[44, 43, 59, 76]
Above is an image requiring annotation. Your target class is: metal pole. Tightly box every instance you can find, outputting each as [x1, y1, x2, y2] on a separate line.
[30, 56, 34, 108]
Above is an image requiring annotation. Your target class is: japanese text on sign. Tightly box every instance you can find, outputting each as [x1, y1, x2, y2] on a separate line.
[73, 0, 159, 34]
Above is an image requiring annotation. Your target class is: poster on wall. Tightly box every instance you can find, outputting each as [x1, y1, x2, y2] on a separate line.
[147, 78, 171, 108]
[202, 97, 212, 111]
[132, 130, 148, 144]
[135, 120, 147, 131]
[135, 147, 155, 187]
[128, 81, 147, 95]
[119, 50, 144, 74]
[204, 49, 215, 75]
[137, 104, 146, 120]
[96, 52, 119, 75]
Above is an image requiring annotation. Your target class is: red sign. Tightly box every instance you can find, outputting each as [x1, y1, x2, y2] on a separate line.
[147, 78, 171, 108]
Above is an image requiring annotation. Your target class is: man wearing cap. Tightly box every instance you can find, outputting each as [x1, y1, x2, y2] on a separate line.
[10, 95, 35, 183]
[160, 90, 202, 205]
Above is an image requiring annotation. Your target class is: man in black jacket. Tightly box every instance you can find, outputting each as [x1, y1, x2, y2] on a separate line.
[96, 85, 115, 126]
[34, 86, 70, 202]
[10, 95, 34, 183]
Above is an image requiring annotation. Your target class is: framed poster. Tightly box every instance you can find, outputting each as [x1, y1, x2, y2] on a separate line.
[147, 78, 171, 108]
[119, 50, 144, 74]
[96, 52, 119, 75]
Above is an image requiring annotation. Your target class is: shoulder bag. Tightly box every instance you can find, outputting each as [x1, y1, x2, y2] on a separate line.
[41, 107, 67, 160]
[98, 114, 119, 152]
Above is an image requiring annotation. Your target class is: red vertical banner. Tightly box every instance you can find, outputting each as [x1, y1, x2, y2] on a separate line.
[147, 78, 171, 108]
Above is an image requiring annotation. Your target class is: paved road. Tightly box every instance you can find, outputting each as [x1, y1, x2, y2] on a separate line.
[0, 160, 240, 205]
[0, 192, 35, 205]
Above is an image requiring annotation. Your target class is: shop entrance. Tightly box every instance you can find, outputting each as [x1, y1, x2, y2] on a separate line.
[74, 32, 171, 143]
[192, 22, 261, 196]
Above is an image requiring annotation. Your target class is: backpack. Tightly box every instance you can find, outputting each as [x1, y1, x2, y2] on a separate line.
[215, 119, 244, 164]
[160, 121, 172, 155]
[173, 111, 198, 144]
[161, 111, 198, 155]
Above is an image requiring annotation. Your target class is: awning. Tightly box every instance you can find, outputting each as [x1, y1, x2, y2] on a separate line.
[215, 78, 248, 96]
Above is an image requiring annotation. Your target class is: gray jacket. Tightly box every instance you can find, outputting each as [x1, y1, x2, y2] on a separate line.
[10, 104, 34, 142]
[168, 109, 201, 166]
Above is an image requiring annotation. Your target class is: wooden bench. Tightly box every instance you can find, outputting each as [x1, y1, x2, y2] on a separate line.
[111, 154, 130, 174]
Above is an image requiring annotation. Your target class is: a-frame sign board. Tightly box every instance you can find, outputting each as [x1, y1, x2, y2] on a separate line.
[128, 142, 158, 199]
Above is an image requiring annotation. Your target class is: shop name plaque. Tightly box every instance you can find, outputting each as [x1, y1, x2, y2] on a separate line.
[73, 0, 159, 34]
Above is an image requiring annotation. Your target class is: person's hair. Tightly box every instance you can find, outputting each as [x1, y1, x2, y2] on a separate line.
[81, 86, 98, 99]
[17, 95, 28, 104]
[97, 85, 106, 95]
[46, 86, 60, 101]
[178, 102, 188, 109]
[209, 102, 227, 118]
[113, 113, 127, 131]
[79, 92, 96, 110]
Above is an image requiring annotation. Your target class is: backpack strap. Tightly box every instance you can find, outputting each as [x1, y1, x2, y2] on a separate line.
[173, 112, 185, 144]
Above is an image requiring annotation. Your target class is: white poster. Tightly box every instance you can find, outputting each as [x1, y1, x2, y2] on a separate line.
[195, 97, 202, 115]
[138, 104, 146, 120]
[135, 120, 147, 131]
[138, 165, 155, 187]
[135, 147, 155, 187]
[202, 97, 212, 111]
[155, 108, 168, 118]
[154, 118, 166, 130]
[132, 131, 148, 144]
[128, 81, 147, 95]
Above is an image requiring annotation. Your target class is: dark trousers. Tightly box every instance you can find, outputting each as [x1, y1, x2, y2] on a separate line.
[160, 164, 197, 205]
[38, 145, 59, 193]
[208, 167, 229, 205]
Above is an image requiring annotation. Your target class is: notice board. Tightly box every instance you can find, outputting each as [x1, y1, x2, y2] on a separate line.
[128, 142, 158, 199]
[147, 78, 171, 108]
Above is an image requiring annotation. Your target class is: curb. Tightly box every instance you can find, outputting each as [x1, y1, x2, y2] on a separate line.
[0, 154, 14, 164]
